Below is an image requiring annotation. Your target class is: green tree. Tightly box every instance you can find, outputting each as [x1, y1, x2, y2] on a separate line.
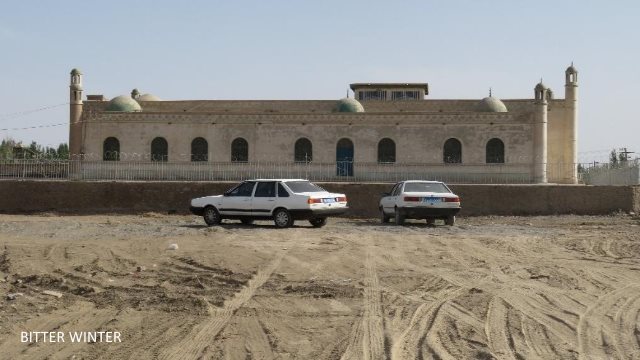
[609, 149, 618, 167]
[0, 137, 69, 160]
[56, 143, 69, 159]
[618, 151, 627, 164]
[0, 138, 17, 159]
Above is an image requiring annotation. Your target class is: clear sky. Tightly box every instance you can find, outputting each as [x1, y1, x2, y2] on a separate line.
[1, 0, 638, 163]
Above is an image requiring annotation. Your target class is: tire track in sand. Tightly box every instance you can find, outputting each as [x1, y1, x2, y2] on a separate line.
[391, 287, 466, 360]
[158, 250, 287, 360]
[485, 296, 518, 360]
[577, 284, 640, 360]
[341, 247, 388, 360]
[612, 291, 640, 358]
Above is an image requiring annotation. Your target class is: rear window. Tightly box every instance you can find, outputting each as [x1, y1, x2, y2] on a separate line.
[277, 183, 290, 197]
[284, 181, 325, 193]
[403, 182, 450, 193]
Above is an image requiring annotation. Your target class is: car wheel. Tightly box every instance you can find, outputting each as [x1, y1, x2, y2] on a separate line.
[426, 218, 435, 225]
[203, 206, 221, 226]
[445, 215, 456, 226]
[309, 217, 327, 228]
[273, 208, 294, 228]
[394, 208, 405, 225]
[241, 218, 254, 225]
[380, 208, 390, 223]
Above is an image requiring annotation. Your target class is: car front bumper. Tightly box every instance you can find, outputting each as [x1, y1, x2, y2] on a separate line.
[398, 206, 460, 219]
[190, 206, 205, 216]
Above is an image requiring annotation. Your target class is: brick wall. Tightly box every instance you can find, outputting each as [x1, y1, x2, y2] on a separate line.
[0, 181, 637, 217]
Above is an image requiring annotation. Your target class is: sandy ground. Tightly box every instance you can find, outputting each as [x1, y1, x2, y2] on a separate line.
[0, 213, 639, 360]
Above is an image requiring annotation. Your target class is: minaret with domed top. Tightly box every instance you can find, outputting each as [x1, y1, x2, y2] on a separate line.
[533, 80, 548, 183]
[565, 63, 578, 183]
[69, 68, 83, 158]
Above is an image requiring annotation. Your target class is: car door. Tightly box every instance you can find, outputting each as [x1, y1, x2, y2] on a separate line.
[251, 181, 277, 217]
[220, 181, 256, 216]
[389, 182, 404, 211]
[381, 183, 400, 213]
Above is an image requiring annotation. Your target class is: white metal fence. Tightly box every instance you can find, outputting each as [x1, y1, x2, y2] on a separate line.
[581, 161, 640, 185]
[0, 159, 583, 184]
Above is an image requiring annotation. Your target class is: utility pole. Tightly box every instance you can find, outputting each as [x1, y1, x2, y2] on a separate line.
[619, 148, 635, 162]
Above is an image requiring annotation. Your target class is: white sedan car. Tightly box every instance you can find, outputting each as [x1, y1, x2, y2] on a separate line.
[190, 179, 348, 228]
[379, 180, 461, 225]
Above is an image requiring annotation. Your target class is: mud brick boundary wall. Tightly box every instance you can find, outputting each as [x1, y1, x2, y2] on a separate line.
[0, 181, 638, 217]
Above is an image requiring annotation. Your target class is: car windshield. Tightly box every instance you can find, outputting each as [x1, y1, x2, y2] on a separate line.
[284, 181, 325, 193]
[403, 182, 450, 193]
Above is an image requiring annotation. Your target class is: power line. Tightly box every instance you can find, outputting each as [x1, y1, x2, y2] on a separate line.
[0, 103, 68, 122]
[0, 123, 66, 131]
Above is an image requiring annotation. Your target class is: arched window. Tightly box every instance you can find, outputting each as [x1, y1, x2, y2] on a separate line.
[191, 137, 208, 162]
[151, 137, 168, 162]
[231, 138, 248, 162]
[443, 138, 462, 164]
[294, 138, 312, 163]
[486, 138, 505, 163]
[103, 137, 120, 161]
[377, 138, 396, 163]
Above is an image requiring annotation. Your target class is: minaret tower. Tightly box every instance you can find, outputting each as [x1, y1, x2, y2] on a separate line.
[533, 81, 548, 183]
[565, 63, 578, 183]
[69, 68, 83, 158]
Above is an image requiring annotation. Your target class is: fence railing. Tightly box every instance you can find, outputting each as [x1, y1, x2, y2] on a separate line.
[0, 159, 586, 184]
[580, 161, 640, 185]
[3, 159, 637, 184]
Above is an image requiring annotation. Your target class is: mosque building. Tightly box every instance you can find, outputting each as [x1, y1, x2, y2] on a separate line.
[68, 65, 578, 183]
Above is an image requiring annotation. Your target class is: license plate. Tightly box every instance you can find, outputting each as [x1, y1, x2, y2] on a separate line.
[423, 197, 441, 203]
[323, 198, 336, 203]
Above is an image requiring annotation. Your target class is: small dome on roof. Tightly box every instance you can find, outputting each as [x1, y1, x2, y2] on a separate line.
[566, 64, 578, 74]
[137, 93, 162, 101]
[70, 68, 82, 75]
[106, 95, 142, 112]
[337, 98, 364, 113]
[476, 96, 508, 112]
[534, 82, 547, 91]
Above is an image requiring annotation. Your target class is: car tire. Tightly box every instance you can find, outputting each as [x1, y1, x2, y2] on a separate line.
[426, 218, 435, 225]
[203, 206, 221, 226]
[380, 208, 390, 223]
[309, 217, 327, 228]
[273, 208, 294, 228]
[394, 208, 405, 225]
[445, 215, 456, 226]
[241, 218, 254, 225]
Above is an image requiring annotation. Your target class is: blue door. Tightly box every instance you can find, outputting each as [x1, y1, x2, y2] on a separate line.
[336, 138, 354, 176]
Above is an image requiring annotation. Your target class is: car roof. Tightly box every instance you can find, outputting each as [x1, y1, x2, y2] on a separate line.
[248, 179, 308, 182]
[400, 180, 446, 184]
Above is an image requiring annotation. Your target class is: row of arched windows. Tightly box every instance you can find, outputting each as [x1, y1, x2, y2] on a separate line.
[102, 137, 505, 164]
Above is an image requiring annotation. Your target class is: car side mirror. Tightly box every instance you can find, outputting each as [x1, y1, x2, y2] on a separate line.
[223, 192, 230, 196]
[381, 192, 390, 197]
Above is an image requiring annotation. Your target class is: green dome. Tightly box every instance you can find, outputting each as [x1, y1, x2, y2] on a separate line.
[476, 96, 508, 112]
[137, 93, 161, 101]
[337, 98, 365, 113]
[70, 68, 82, 75]
[106, 95, 142, 112]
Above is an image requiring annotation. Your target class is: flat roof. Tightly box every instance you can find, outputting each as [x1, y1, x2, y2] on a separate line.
[350, 83, 429, 94]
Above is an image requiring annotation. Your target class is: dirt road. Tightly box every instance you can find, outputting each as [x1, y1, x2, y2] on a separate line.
[0, 214, 639, 359]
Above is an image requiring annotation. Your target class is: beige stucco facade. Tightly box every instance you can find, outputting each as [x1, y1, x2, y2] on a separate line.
[69, 65, 579, 183]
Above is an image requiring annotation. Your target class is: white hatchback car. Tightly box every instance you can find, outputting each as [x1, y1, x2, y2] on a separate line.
[379, 180, 461, 225]
[190, 179, 348, 228]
